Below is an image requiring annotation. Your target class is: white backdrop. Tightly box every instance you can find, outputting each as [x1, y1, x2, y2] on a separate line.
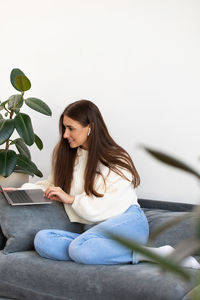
[1, 0, 200, 203]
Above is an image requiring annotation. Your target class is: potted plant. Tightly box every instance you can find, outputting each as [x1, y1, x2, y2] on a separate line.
[0, 68, 52, 187]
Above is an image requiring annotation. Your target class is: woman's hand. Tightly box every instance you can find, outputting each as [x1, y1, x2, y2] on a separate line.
[44, 187, 74, 204]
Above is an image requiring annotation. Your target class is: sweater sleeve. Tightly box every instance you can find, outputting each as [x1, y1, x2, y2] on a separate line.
[71, 168, 138, 223]
[20, 175, 54, 191]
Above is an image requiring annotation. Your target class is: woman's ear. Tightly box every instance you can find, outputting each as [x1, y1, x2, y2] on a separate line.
[88, 122, 94, 136]
[88, 128, 91, 136]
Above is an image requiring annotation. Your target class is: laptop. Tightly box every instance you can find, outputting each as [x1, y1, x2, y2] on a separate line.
[0, 185, 52, 206]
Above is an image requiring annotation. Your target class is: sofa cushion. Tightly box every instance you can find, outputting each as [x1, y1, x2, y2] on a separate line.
[143, 208, 197, 248]
[0, 251, 197, 300]
[0, 192, 83, 254]
[0, 187, 197, 255]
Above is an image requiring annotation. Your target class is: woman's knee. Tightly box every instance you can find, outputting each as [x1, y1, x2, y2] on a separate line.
[68, 235, 98, 264]
[34, 230, 53, 258]
[34, 230, 49, 249]
[34, 229, 75, 260]
[34, 229, 66, 254]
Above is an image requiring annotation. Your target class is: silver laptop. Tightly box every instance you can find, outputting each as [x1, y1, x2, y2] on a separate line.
[0, 185, 52, 206]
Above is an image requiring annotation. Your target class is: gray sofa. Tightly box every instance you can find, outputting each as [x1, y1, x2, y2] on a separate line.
[0, 191, 199, 300]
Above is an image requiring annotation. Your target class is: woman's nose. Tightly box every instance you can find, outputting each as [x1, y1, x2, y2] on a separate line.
[63, 128, 70, 138]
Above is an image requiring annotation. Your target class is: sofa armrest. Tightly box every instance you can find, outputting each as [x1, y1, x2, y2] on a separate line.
[139, 199, 198, 250]
[138, 198, 195, 212]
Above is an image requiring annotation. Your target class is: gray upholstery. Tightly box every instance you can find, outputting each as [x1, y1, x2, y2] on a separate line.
[0, 251, 197, 300]
[0, 190, 197, 254]
[0, 193, 83, 254]
[0, 197, 199, 300]
[138, 198, 195, 212]
[143, 208, 197, 249]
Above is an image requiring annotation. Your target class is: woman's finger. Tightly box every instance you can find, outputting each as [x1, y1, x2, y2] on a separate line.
[44, 187, 55, 197]
[45, 187, 59, 196]
[47, 190, 62, 200]
[49, 195, 59, 201]
[3, 187, 18, 191]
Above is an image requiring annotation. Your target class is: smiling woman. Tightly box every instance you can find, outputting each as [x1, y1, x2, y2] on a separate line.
[31, 99, 149, 264]
[62, 115, 90, 150]
[11, 99, 199, 268]
[52, 99, 140, 197]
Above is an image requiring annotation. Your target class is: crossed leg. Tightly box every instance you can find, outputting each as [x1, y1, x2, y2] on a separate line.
[34, 205, 149, 264]
[34, 229, 80, 260]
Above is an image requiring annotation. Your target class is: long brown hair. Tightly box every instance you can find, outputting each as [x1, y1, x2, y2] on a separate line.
[52, 100, 140, 197]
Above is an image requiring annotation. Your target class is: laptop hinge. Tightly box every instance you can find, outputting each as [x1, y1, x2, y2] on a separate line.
[0, 185, 13, 205]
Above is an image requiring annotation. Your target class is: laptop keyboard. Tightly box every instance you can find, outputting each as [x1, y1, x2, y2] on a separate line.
[8, 190, 33, 203]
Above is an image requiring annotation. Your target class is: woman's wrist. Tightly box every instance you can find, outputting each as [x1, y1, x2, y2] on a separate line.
[67, 195, 75, 204]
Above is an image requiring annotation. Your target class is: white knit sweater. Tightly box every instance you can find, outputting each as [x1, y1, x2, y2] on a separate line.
[21, 147, 139, 224]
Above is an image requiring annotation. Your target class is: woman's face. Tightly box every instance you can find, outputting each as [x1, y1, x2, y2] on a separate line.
[63, 115, 90, 149]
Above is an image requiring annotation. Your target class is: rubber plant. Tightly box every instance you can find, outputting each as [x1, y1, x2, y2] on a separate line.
[112, 146, 200, 283]
[0, 68, 52, 178]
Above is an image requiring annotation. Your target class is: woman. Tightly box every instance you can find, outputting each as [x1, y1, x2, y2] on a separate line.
[24, 100, 200, 267]
[33, 99, 149, 264]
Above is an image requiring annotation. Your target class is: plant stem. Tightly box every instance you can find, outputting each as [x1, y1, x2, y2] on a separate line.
[5, 109, 14, 150]
[9, 109, 14, 120]
[4, 106, 10, 114]
[6, 140, 10, 150]
[17, 91, 24, 107]
[5, 90, 24, 150]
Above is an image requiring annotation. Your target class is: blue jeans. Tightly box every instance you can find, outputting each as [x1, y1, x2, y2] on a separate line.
[34, 205, 149, 264]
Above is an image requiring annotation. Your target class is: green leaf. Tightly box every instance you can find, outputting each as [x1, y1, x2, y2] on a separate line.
[14, 113, 35, 146]
[14, 75, 31, 92]
[10, 68, 25, 91]
[15, 139, 31, 159]
[34, 134, 43, 150]
[142, 146, 200, 180]
[17, 154, 43, 177]
[0, 114, 3, 119]
[0, 119, 15, 145]
[110, 234, 190, 280]
[7, 94, 23, 110]
[9, 138, 23, 145]
[25, 98, 52, 116]
[14, 166, 34, 177]
[191, 206, 200, 238]
[0, 150, 17, 177]
[14, 108, 20, 114]
[0, 100, 9, 110]
[168, 238, 200, 262]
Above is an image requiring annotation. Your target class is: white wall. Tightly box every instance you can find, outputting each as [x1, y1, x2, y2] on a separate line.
[1, 0, 200, 203]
